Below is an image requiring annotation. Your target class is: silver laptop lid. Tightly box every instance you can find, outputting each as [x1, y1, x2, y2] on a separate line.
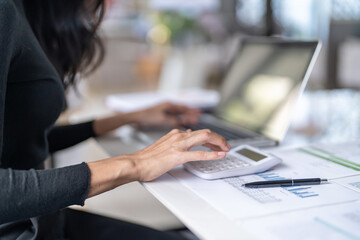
[215, 38, 321, 142]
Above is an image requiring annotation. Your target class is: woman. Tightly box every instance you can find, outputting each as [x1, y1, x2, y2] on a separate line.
[0, 0, 230, 239]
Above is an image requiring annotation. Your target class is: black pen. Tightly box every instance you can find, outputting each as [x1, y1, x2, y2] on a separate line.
[242, 178, 328, 188]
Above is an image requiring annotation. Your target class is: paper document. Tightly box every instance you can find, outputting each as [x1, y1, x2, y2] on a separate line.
[332, 175, 360, 193]
[273, 142, 360, 179]
[240, 201, 360, 240]
[169, 141, 360, 221]
[169, 168, 360, 221]
[106, 88, 220, 113]
[304, 142, 360, 171]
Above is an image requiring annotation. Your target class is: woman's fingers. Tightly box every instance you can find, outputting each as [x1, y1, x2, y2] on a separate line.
[162, 102, 201, 126]
[164, 116, 181, 127]
[181, 150, 226, 163]
[183, 129, 230, 152]
[152, 129, 184, 146]
[202, 143, 224, 151]
[164, 102, 188, 113]
[178, 114, 199, 125]
[137, 129, 184, 154]
[164, 102, 201, 115]
[131, 128, 230, 181]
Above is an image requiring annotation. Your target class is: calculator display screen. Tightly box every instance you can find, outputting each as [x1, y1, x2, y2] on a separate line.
[236, 148, 267, 162]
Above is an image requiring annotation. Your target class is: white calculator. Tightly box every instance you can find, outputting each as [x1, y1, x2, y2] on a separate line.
[184, 145, 282, 180]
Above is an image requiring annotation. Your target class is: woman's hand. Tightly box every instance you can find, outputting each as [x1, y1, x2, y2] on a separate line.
[128, 102, 201, 127]
[87, 129, 230, 197]
[128, 129, 230, 182]
[93, 102, 201, 136]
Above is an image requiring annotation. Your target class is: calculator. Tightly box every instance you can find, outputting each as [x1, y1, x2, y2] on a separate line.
[184, 145, 282, 180]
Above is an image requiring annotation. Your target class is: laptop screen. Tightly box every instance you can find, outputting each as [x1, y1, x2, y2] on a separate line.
[216, 38, 319, 141]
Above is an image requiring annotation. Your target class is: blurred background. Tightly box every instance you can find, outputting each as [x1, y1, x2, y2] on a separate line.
[56, 1, 360, 231]
[64, 0, 360, 145]
[90, 0, 360, 91]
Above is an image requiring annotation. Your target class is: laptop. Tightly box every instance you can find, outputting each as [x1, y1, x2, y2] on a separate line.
[139, 37, 321, 148]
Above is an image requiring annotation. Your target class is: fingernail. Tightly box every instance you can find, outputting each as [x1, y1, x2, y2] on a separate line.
[227, 143, 231, 150]
[218, 152, 226, 157]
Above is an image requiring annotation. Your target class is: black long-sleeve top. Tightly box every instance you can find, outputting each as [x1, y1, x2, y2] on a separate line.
[0, 0, 97, 238]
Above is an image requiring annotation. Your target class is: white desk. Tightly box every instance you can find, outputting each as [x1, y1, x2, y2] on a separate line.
[97, 131, 360, 240]
[142, 173, 255, 240]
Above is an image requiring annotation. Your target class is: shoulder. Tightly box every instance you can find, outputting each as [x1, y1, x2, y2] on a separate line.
[0, 0, 21, 67]
[0, 0, 20, 29]
[0, 0, 18, 14]
[0, 0, 21, 51]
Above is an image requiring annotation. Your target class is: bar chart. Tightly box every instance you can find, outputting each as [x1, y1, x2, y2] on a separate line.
[224, 177, 281, 204]
[257, 172, 320, 198]
[286, 187, 319, 198]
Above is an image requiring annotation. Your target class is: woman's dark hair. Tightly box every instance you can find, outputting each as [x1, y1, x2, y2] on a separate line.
[23, 0, 105, 89]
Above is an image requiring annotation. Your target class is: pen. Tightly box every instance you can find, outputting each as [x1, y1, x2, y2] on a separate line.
[242, 178, 328, 188]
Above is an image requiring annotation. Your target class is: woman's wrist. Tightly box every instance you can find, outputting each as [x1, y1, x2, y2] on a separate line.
[113, 154, 140, 184]
[87, 155, 139, 198]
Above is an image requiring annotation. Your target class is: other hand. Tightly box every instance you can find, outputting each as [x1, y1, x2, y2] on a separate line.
[129, 102, 201, 127]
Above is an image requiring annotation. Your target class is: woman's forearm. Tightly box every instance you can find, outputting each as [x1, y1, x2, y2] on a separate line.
[92, 103, 201, 136]
[86, 156, 138, 198]
[92, 112, 140, 136]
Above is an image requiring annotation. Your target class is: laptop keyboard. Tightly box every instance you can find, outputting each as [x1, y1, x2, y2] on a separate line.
[190, 122, 252, 140]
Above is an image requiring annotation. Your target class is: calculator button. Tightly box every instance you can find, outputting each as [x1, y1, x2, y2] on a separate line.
[189, 156, 252, 174]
